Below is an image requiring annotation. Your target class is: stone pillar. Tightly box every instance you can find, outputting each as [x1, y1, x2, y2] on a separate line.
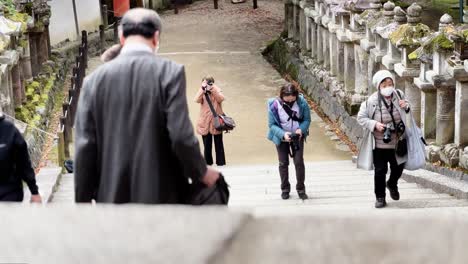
[415, 62, 437, 139]
[316, 25, 324, 63]
[299, 1, 307, 51]
[455, 80, 468, 146]
[304, 8, 311, 51]
[430, 49, 456, 145]
[0, 65, 13, 115]
[436, 87, 456, 145]
[447, 52, 468, 147]
[29, 34, 39, 77]
[21, 36, 33, 80]
[11, 65, 21, 105]
[328, 9, 340, 77]
[38, 32, 49, 66]
[344, 43, 355, 93]
[293, 0, 301, 41]
[286, 0, 294, 38]
[322, 26, 330, 70]
[310, 18, 317, 58]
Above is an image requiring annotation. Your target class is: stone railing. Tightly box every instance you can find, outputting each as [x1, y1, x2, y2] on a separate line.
[283, 0, 468, 171]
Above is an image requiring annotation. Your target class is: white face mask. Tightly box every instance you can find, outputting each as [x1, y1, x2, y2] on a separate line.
[380, 86, 395, 97]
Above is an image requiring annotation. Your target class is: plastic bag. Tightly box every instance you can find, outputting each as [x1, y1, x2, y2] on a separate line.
[404, 111, 427, 170]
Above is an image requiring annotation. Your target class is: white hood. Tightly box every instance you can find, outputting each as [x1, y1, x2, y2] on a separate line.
[372, 70, 394, 91]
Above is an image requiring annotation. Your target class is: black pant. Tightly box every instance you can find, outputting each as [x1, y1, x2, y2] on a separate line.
[276, 139, 305, 193]
[202, 133, 226, 166]
[373, 148, 405, 199]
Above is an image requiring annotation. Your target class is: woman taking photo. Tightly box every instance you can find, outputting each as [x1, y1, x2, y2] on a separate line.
[267, 83, 311, 200]
[195, 76, 226, 166]
[357, 70, 410, 208]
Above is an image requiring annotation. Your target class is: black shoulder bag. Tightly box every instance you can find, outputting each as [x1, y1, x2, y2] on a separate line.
[204, 92, 236, 132]
[189, 174, 230, 205]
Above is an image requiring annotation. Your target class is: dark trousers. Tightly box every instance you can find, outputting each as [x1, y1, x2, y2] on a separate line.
[373, 148, 405, 199]
[0, 187, 23, 202]
[276, 139, 305, 193]
[202, 133, 226, 166]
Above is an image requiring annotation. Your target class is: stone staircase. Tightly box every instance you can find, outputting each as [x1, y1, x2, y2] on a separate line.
[49, 160, 468, 214]
[219, 160, 468, 216]
[23, 166, 62, 204]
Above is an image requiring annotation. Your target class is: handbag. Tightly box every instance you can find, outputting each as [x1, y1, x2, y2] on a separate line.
[204, 92, 236, 132]
[189, 174, 230, 205]
[404, 111, 427, 170]
[357, 129, 374, 170]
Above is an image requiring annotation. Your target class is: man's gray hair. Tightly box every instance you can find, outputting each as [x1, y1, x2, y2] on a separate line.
[120, 8, 162, 38]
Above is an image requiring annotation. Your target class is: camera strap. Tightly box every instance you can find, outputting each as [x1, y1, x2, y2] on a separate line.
[379, 94, 399, 137]
[281, 101, 303, 124]
[204, 92, 219, 118]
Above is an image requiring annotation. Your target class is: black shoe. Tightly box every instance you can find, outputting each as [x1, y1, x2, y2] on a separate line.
[375, 198, 387, 208]
[298, 192, 308, 200]
[387, 184, 400, 201]
[281, 192, 290, 200]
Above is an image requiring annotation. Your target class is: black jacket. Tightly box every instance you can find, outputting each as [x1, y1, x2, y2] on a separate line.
[74, 50, 207, 204]
[0, 114, 38, 197]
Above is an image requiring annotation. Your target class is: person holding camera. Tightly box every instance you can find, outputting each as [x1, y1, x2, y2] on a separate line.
[195, 76, 226, 166]
[267, 83, 311, 200]
[357, 70, 410, 208]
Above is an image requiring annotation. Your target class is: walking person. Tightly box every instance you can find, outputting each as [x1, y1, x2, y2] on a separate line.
[194, 76, 226, 166]
[357, 70, 410, 208]
[267, 83, 311, 200]
[0, 109, 42, 203]
[74, 8, 219, 204]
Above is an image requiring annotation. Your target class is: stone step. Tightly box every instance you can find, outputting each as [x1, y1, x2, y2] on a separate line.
[50, 173, 74, 203]
[23, 166, 62, 204]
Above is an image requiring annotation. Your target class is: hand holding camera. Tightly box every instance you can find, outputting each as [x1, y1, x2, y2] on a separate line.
[202, 80, 214, 93]
[375, 122, 386, 132]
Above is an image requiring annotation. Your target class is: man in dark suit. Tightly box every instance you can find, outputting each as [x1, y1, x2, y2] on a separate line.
[74, 8, 219, 203]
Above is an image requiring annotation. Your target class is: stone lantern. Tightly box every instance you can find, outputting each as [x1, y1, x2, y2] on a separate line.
[330, 3, 349, 82]
[447, 23, 468, 147]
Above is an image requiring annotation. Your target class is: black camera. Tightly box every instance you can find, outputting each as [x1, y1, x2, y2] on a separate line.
[290, 133, 301, 152]
[383, 123, 395, 144]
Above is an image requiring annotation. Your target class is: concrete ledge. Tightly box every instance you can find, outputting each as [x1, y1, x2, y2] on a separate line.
[3, 205, 468, 263]
[0, 205, 251, 264]
[402, 169, 468, 199]
[215, 212, 468, 264]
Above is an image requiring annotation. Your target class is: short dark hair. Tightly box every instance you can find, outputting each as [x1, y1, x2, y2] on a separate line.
[279, 83, 298, 99]
[121, 8, 162, 39]
[202, 76, 215, 84]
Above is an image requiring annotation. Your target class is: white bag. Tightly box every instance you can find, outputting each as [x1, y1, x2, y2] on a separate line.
[357, 130, 374, 171]
[404, 111, 427, 170]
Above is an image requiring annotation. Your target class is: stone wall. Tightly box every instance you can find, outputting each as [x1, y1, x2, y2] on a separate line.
[26, 29, 116, 168]
[269, 0, 468, 172]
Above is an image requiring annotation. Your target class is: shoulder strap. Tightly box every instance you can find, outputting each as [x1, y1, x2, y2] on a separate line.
[281, 102, 303, 122]
[204, 92, 218, 118]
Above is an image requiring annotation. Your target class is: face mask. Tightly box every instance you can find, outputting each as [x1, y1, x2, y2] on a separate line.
[284, 101, 295, 107]
[380, 86, 395, 97]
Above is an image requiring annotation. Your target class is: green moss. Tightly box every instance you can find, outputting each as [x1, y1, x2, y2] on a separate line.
[389, 23, 431, 47]
[15, 70, 58, 126]
[3, 0, 30, 33]
[432, 33, 454, 50]
[408, 28, 455, 61]
[394, 0, 410, 8]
